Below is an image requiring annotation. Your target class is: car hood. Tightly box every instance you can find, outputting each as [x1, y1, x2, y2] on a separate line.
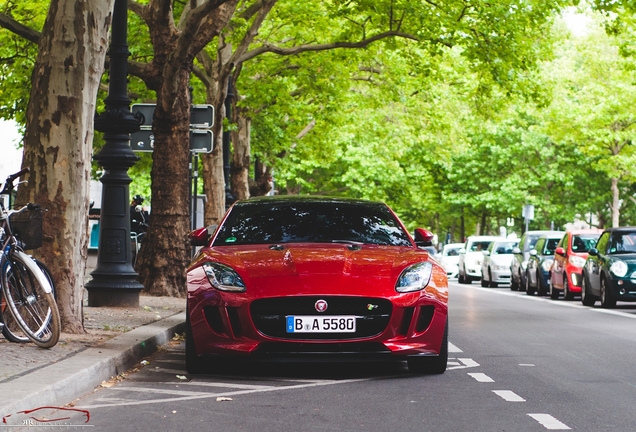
[191, 243, 436, 296]
[489, 255, 514, 265]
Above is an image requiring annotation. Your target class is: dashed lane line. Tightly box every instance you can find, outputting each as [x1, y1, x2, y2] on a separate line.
[492, 390, 525, 402]
[467, 372, 494, 382]
[528, 414, 571, 430]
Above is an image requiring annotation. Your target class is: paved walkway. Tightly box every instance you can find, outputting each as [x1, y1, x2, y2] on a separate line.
[0, 293, 185, 418]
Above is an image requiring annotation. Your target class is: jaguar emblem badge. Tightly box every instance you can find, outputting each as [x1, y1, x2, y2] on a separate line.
[315, 299, 328, 312]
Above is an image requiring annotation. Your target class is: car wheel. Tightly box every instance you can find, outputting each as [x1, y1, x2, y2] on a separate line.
[600, 275, 616, 309]
[537, 270, 547, 296]
[458, 271, 465, 284]
[407, 318, 448, 374]
[518, 270, 526, 292]
[481, 275, 489, 287]
[510, 271, 519, 291]
[549, 281, 560, 300]
[581, 273, 597, 306]
[185, 308, 210, 374]
[525, 271, 535, 295]
[563, 276, 574, 301]
[488, 269, 498, 288]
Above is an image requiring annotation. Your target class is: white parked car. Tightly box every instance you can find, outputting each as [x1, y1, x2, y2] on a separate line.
[439, 243, 465, 279]
[480, 239, 519, 287]
[458, 235, 500, 283]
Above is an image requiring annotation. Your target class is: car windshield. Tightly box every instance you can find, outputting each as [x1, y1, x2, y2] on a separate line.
[444, 247, 462, 257]
[609, 232, 636, 254]
[542, 238, 560, 255]
[493, 241, 517, 255]
[469, 241, 491, 252]
[571, 235, 599, 252]
[213, 200, 413, 246]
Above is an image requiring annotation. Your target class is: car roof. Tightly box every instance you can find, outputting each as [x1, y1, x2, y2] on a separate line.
[566, 228, 603, 235]
[235, 195, 385, 206]
[600, 226, 636, 233]
[536, 231, 564, 239]
[466, 235, 500, 240]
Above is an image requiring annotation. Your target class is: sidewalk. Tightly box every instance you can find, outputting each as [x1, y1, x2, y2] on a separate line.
[0, 292, 185, 417]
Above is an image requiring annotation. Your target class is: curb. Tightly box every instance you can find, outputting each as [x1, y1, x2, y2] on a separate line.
[0, 312, 185, 417]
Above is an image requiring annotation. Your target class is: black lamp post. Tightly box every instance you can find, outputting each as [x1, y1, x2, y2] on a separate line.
[85, 0, 144, 307]
[223, 77, 236, 209]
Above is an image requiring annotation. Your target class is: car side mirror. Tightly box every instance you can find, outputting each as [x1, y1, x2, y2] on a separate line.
[588, 248, 599, 256]
[414, 228, 434, 247]
[482, 250, 490, 256]
[189, 224, 217, 247]
[529, 249, 537, 256]
[512, 247, 521, 254]
[459, 248, 466, 254]
[555, 246, 565, 256]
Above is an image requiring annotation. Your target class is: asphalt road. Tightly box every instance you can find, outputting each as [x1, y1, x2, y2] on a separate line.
[59, 282, 636, 431]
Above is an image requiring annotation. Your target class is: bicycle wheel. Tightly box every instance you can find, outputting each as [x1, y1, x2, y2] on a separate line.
[1, 257, 57, 343]
[1, 250, 60, 348]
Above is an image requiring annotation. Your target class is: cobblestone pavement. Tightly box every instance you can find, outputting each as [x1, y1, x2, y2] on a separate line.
[0, 293, 185, 382]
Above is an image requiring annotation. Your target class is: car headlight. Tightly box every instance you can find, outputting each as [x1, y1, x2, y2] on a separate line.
[396, 262, 433, 293]
[568, 256, 586, 268]
[610, 260, 628, 278]
[203, 262, 246, 292]
[541, 259, 554, 272]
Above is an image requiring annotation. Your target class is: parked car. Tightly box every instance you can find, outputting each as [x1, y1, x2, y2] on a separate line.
[525, 232, 563, 296]
[186, 196, 449, 374]
[511, 230, 557, 291]
[480, 239, 519, 287]
[439, 243, 464, 279]
[549, 229, 602, 300]
[581, 227, 636, 308]
[458, 235, 501, 284]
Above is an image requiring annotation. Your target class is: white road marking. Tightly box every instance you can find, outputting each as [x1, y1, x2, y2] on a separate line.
[458, 284, 636, 319]
[468, 372, 494, 382]
[447, 358, 480, 370]
[149, 368, 188, 374]
[168, 381, 277, 390]
[78, 378, 370, 409]
[519, 364, 535, 367]
[449, 342, 463, 352]
[110, 386, 210, 396]
[528, 413, 571, 430]
[492, 390, 525, 402]
[458, 358, 479, 367]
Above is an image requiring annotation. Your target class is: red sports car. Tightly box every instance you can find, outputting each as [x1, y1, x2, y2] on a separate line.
[186, 196, 448, 374]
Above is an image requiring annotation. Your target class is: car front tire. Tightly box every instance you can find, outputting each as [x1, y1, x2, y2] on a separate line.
[407, 319, 448, 374]
[525, 271, 535, 295]
[600, 275, 616, 309]
[563, 276, 574, 301]
[581, 273, 597, 306]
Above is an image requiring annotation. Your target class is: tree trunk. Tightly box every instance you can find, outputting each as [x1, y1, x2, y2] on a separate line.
[134, 0, 238, 297]
[16, 0, 114, 333]
[231, 113, 251, 200]
[610, 177, 620, 228]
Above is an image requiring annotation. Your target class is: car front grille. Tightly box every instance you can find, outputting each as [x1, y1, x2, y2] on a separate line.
[250, 296, 392, 340]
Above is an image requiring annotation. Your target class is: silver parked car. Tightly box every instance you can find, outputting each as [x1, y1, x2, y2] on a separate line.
[458, 235, 500, 284]
[480, 239, 519, 287]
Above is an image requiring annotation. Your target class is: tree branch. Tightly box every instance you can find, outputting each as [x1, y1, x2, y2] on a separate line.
[0, 13, 40, 44]
[238, 31, 420, 63]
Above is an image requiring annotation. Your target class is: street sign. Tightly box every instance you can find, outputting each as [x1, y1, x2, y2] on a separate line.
[131, 103, 214, 128]
[190, 105, 214, 128]
[189, 130, 213, 153]
[130, 130, 213, 153]
[130, 129, 154, 152]
[522, 204, 535, 220]
[131, 103, 155, 128]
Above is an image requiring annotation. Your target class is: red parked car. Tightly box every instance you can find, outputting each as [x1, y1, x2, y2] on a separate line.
[549, 229, 602, 300]
[186, 196, 448, 374]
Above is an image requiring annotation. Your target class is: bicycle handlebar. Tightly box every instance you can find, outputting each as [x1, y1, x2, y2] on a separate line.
[0, 167, 30, 195]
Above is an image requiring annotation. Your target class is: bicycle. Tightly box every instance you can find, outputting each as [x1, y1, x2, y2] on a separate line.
[0, 167, 60, 348]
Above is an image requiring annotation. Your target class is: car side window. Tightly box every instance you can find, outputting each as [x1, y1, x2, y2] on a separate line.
[596, 233, 609, 255]
[558, 234, 566, 249]
[534, 238, 545, 254]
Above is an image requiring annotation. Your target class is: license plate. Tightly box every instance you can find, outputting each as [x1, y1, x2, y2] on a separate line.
[286, 316, 356, 333]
